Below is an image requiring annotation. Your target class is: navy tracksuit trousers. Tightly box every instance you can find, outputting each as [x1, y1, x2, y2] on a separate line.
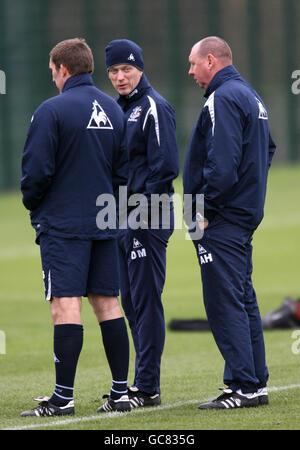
[192, 216, 269, 393]
[118, 212, 174, 394]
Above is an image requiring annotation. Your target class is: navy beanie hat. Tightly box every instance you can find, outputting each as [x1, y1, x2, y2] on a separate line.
[105, 39, 144, 71]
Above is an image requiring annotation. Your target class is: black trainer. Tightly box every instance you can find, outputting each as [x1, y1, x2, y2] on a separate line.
[257, 388, 269, 405]
[97, 394, 131, 413]
[198, 388, 259, 410]
[21, 398, 74, 417]
[128, 386, 161, 408]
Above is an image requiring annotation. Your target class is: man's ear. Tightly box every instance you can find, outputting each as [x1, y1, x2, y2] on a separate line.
[207, 53, 215, 69]
[60, 63, 70, 78]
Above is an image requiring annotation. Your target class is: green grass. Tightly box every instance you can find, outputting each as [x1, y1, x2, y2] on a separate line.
[1, 164, 300, 431]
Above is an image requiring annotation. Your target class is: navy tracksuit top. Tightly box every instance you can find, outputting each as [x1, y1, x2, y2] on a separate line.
[21, 73, 127, 241]
[183, 65, 276, 231]
[116, 74, 179, 201]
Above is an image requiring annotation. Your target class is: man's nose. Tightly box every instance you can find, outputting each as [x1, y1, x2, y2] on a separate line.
[117, 71, 125, 80]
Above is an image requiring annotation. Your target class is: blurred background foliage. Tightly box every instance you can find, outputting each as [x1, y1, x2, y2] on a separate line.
[0, 0, 299, 190]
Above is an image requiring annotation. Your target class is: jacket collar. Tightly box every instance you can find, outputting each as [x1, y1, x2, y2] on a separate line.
[117, 74, 151, 109]
[204, 65, 242, 98]
[62, 73, 94, 93]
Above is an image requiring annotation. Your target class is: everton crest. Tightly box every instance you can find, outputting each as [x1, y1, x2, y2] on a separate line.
[128, 106, 142, 122]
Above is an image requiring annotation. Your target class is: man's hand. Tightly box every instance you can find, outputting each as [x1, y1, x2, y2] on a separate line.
[196, 213, 209, 230]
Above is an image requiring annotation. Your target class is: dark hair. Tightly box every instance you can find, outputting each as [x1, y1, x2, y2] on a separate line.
[49, 38, 94, 75]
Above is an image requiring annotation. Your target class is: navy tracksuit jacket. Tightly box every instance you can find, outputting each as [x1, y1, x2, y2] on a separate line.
[183, 65, 276, 393]
[117, 74, 179, 394]
[21, 73, 127, 242]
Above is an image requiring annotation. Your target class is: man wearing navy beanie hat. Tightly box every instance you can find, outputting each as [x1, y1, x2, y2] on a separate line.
[99, 39, 179, 412]
[106, 39, 144, 71]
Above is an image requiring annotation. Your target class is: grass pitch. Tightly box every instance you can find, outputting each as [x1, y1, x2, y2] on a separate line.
[1, 164, 300, 431]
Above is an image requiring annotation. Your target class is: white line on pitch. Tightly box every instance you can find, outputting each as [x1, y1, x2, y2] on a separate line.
[3, 383, 300, 431]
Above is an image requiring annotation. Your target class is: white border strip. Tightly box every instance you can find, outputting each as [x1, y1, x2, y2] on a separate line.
[3, 383, 300, 431]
